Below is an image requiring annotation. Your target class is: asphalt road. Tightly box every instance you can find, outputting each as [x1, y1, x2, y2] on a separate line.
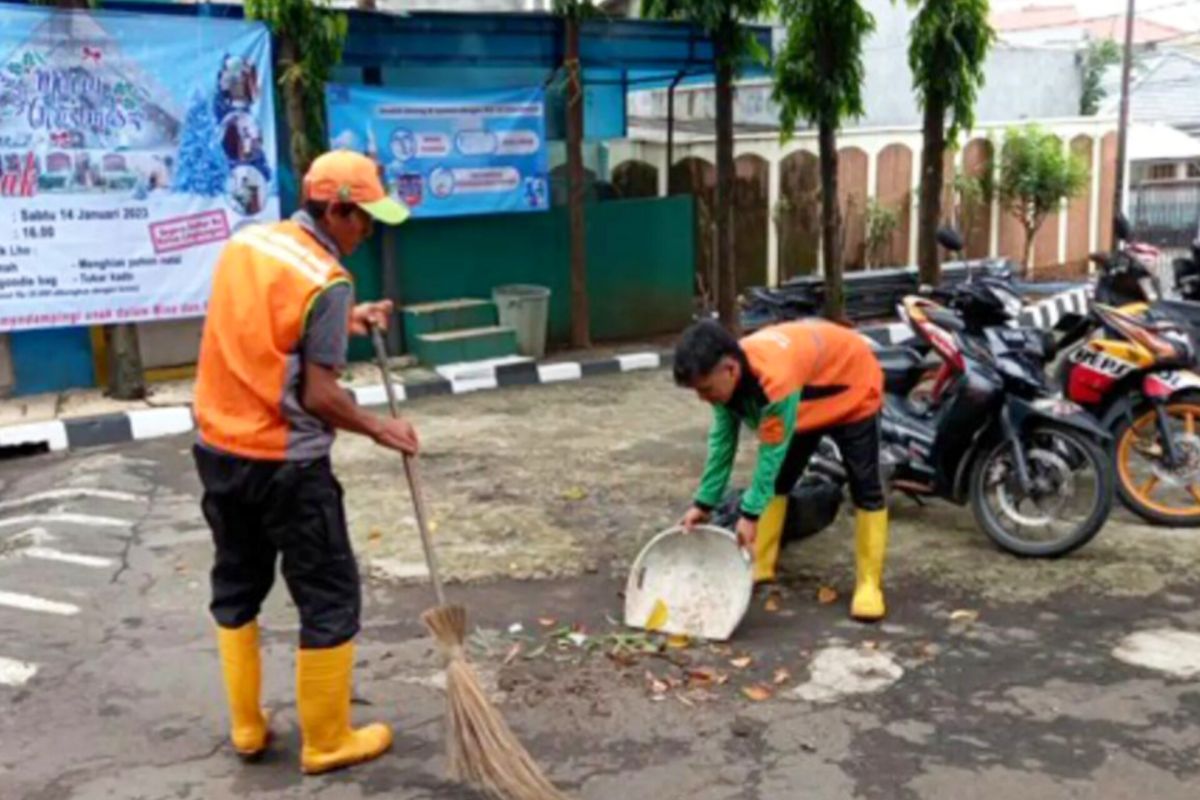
[2, 373, 1199, 799]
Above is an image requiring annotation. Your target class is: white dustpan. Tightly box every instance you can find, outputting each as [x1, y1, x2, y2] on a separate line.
[624, 525, 754, 642]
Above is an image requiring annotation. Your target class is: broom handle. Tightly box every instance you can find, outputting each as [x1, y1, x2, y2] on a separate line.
[369, 325, 448, 608]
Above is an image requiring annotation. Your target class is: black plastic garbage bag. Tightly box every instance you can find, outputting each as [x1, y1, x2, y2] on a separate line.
[711, 474, 844, 545]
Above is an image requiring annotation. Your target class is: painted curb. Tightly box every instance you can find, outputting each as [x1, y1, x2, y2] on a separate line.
[0, 285, 1091, 456]
[0, 349, 675, 456]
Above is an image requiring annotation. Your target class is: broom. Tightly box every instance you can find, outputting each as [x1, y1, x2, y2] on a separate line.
[369, 327, 571, 800]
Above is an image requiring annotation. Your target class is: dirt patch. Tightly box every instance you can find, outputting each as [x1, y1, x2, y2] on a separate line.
[337, 371, 1200, 604]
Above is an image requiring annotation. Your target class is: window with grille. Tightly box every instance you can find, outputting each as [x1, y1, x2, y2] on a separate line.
[1148, 163, 1178, 181]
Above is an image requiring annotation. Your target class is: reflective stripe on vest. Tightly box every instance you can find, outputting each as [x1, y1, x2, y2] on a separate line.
[195, 221, 350, 460]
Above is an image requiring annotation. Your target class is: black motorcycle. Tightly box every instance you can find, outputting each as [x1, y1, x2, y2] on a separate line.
[813, 230, 1115, 557]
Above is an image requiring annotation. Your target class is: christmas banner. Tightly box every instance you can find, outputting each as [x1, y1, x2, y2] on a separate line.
[326, 84, 549, 219]
[0, 8, 277, 332]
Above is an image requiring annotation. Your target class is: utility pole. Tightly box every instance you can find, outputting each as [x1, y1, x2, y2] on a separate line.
[1113, 0, 1136, 239]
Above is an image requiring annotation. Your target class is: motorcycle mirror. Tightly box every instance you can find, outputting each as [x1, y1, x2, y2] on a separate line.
[936, 227, 965, 253]
[1115, 213, 1132, 242]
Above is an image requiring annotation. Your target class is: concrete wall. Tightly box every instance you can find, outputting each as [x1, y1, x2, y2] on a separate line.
[610, 115, 1118, 286]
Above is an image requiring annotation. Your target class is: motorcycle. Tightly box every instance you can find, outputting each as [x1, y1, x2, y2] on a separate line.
[1052, 217, 1200, 525]
[814, 229, 1114, 557]
[1171, 240, 1200, 302]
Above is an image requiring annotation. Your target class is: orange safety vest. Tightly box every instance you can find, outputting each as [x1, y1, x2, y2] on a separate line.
[195, 220, 351, 460]
[741, 320, 883, 432]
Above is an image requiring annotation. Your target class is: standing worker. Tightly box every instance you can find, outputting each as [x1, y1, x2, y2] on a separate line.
[674, 319, 890, 621]
[193, 151, 417, 773]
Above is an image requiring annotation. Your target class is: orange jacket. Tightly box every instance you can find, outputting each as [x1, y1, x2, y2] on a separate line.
[195, 220, 351, 460]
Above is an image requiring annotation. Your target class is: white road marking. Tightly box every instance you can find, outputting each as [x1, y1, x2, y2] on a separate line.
[22, 547, 113, 569]
[1113, 629, 1200, 678]
[0, 590, 80, 616]
[0, 488, 139, 512]
[5, 527, 55, 546]
[0, 513, 130, 529]
[0, 656, 38, 687]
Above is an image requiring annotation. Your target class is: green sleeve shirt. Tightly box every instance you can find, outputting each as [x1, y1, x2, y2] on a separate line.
[693, 389, 801, 519]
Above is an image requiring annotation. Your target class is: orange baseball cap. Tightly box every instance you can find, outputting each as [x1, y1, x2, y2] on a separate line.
[303, 150, 410, 225]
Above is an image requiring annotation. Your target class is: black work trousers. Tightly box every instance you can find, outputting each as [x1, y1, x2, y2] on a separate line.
[194, 445, 361, 649]
[774, 413, 886, 511]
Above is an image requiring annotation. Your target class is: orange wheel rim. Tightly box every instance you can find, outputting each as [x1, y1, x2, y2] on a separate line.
[1117, 404, 1200, 517]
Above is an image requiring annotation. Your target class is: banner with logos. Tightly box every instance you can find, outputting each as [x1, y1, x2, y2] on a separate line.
[0, 8, 277, 332]
[326, 84, 550, 219]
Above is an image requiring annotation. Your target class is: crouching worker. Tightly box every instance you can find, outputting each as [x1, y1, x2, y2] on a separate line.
[193, 151, 417, 772]
[675, 319, 890, 621]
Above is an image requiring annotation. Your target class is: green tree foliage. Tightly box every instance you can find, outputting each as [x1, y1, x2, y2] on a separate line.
[772, 0, 874, 318]
[998, 125, 1090, 270]
[245, 0, 348, 177]
[1079, 39, 1122, 116]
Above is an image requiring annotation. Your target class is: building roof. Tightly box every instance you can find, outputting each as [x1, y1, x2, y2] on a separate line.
[1101, 50, 1200, 132]
[992, 4, 1183, 44]
[1128, 123, 1200, 162]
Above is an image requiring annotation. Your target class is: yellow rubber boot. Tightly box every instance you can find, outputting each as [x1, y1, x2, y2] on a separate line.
[752, 496, 788, 584]
[215, 622, 270, 759]
[850, 508, 889, 622]
[297, 642, 393, 775]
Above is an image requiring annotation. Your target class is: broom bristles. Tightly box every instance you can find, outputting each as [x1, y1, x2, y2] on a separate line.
[422, 605, 572, 800]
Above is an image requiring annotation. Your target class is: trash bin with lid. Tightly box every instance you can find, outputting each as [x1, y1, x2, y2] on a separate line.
[492, 284, 551, 358]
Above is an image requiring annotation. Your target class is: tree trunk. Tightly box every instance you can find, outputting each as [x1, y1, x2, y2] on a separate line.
[713, 27, 738, 333]
[818, 122, 844, 322]
[917, 95, 947, 286]
[277, 35, 312, 185]
[106, 324, 146, 400]
[565, 14, 591, 349]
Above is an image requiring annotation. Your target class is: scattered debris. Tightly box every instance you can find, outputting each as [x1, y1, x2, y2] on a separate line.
[646, 599, 669, 632]
[730, 656, 753, 670]
[818, 586, 839, 605]
[764, 593, 782, 613]
[742, 684, 773, 702]
[503, 643, 523, 666]
[508, 622, 525, 635]
[538, 617, 557, 628]
[367, 528, 383, 543]
[561, 486, 589, 501]
[667, 634, 691, 650]
[949, 609, 979, 624]
[772, 667, 792, 685]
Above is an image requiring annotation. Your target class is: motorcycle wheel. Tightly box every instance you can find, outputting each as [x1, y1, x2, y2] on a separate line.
[1114, 393, 1200, 527]
[970, 424, 1113, 557]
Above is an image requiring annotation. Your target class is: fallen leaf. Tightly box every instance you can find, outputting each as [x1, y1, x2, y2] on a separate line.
[676, 693, 696, 708]
[508, 623, 524, 635]
[764, 594, 781, 613]
[950, 609, 979, 624]
[561, 486, 588, 501]
[715, 672, 730, 686]
[667, 634, 691, 650]
[772, 667, 791, 685]
[538, 617, 557, 627]
[687, 666, 717, 687]
[817, 586, 839, 605]
[741, 684, 773, 702]
[567, 632, 589, 648]
[730, 656, 753, 670]
[645, 599, 669, 632]
[503, 643, 522, 665]
[646, 671, 670, 695]
[368, 528, 383, 542]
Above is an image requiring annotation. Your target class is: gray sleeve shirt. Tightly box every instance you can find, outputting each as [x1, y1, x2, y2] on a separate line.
[303, 282, 354, 369]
